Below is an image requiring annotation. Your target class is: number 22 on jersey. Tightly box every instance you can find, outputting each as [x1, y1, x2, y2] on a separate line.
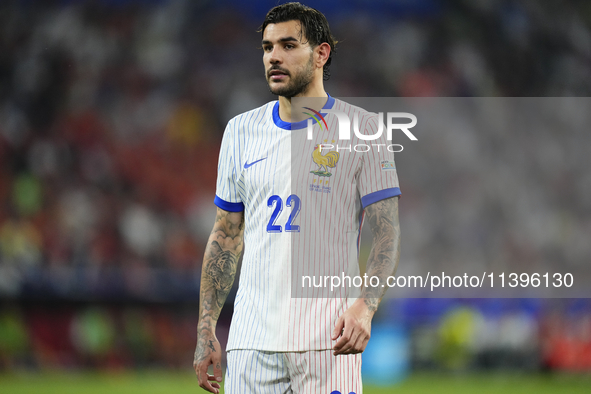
[266, 194, 301, 233]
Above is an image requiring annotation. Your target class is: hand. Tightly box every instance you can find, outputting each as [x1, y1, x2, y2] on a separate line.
[193, 330, 223, 393]
[331, 299, 374, 355]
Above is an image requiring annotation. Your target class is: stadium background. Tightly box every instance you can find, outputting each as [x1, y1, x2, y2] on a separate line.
[0, 0, 590, 392]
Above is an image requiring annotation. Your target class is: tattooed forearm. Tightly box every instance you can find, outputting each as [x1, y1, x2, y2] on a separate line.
[195, 208, 244, 365]
[362, 196, 401, 312]
[199, 208, 244, 324]
[203, 241, 239, 313]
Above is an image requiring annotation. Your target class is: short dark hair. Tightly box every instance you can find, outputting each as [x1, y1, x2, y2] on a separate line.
[260, 2, 337, 81]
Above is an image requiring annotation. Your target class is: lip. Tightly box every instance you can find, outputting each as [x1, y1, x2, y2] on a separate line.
[268, 69, 289, 81]
[270, 74, 287, 81]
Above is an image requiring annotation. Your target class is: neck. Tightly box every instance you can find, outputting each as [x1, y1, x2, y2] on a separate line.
[278, 82, 327, 124]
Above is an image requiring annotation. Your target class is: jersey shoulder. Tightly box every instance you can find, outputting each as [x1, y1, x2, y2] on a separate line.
[226, 101, 277, 134]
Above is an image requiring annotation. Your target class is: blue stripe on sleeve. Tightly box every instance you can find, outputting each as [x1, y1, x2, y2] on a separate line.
[361, 187, 401, 209]
[214, 195, 245, 212]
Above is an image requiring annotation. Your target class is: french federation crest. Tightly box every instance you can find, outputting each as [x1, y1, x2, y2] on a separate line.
[310, 143, 340, 177]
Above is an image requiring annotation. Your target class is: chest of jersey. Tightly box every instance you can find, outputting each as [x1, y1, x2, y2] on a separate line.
[234, 123, 364, 240]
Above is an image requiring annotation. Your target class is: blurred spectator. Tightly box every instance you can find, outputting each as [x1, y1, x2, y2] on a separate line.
[0, 307, 29, 369]
[122, 307, 155, 367]
[70, 307, 116, 368]
[436, 307, 481, 370]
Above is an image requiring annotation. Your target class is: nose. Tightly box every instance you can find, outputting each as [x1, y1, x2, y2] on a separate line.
[268, 46, 281, 64]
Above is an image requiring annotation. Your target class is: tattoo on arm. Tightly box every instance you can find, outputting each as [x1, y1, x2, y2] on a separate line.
[204, 241, 239, 312]
[195, 208, 244, 364]
[362, 196, 401, 312]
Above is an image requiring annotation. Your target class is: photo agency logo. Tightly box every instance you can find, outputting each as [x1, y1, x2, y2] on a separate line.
[304, 107, 417, 153]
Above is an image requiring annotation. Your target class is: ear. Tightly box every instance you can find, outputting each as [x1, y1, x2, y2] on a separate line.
[315, 42, 331, 70]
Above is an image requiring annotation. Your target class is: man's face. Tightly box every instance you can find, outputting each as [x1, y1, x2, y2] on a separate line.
[262, 20, 316, 98]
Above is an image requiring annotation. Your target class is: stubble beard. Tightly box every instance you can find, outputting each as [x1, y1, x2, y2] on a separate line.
[267, 54, 315, 98]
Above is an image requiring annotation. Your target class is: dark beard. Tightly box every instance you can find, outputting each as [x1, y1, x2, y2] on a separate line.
[267, 55, 314, 98]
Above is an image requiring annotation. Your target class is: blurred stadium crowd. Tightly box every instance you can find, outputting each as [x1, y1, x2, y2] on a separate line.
[0, 0, 590, 374]
[1, 298, 590, 374]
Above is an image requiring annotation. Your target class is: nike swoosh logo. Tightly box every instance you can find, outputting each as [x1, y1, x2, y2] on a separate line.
[244, 158, 267, 169]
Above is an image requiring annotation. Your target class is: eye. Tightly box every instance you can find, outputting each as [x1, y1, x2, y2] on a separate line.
[263, 45, 272, 52]
[285, 44, 295, 50]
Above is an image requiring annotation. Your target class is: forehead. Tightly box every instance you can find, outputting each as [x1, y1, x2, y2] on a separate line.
[262, 20, 305, 43]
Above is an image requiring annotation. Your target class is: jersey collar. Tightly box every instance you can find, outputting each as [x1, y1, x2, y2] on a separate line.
[272, 94, 335, 130]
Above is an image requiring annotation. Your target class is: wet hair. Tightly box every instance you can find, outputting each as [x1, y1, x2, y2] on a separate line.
[260, 2, 337, 80]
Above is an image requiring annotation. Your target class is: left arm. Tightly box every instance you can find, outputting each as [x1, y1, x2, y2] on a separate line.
[332, 196, 401, 355]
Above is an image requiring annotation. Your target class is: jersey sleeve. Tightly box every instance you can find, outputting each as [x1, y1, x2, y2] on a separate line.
[357, 114, 401, 209]
[214, 122, 244, 212]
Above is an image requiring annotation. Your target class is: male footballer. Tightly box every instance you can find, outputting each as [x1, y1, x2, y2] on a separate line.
[193, 3, 401, 393]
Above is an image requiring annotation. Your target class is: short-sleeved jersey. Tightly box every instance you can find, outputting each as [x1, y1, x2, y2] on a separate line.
[215, 96, 401, 352]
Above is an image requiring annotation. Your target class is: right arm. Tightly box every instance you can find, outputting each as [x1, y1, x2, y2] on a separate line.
[193, 207, 244, 393]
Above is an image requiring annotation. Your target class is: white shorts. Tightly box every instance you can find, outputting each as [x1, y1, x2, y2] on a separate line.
[225, 349, 362, 394]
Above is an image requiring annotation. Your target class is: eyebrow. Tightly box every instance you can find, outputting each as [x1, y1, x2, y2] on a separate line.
[262, 37, 299, 46]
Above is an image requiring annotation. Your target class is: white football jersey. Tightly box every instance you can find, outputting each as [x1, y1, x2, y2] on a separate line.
[214, 95, 400, 351]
